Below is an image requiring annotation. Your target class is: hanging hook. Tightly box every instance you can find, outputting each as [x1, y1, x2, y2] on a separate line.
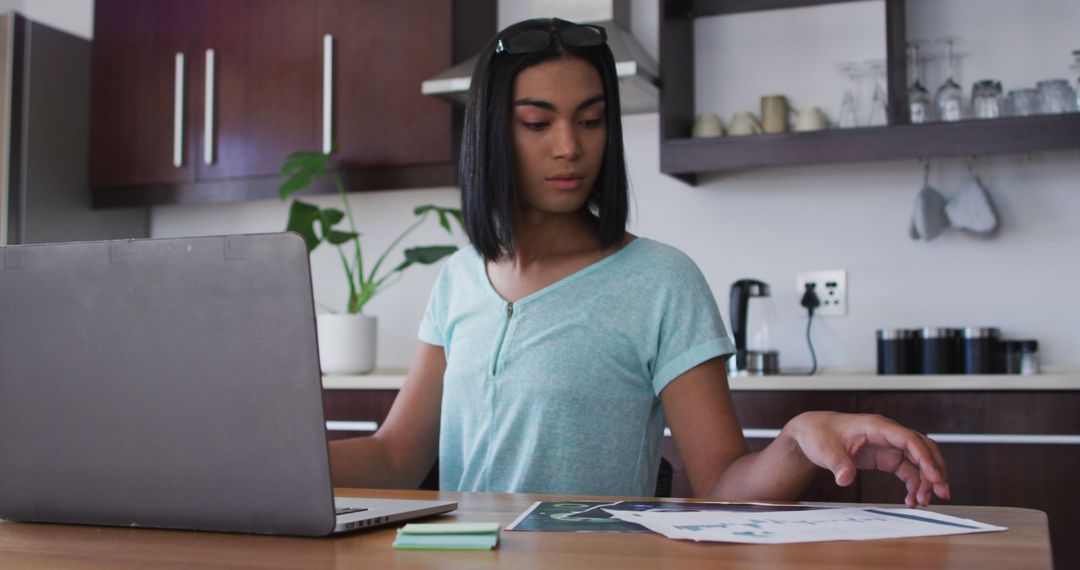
[968, 155, 982, 183]
[921, 158, 931, 186]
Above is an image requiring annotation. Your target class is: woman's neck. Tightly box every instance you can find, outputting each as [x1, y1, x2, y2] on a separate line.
[503, 208, 599, 268]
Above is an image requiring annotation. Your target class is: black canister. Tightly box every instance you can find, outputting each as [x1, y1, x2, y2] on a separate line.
[918, 327, 958, 374]
[877, 329, 916, 374]
[1001, 341, 1021, 374]
[962, 327, 1001, 374]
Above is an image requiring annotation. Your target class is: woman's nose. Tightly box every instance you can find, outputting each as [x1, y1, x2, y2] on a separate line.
[551, 122, 581, 160]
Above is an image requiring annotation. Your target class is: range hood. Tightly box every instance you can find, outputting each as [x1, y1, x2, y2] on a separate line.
[421, 2, 658, 114]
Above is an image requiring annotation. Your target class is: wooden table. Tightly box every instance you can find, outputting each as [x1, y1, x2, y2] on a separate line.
[0, 489, 1052, 569]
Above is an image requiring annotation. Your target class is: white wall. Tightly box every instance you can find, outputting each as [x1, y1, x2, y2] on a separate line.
[0, 0, 93, 38]
[145, 0, 1080, 372]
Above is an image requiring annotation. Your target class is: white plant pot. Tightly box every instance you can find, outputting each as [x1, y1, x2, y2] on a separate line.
[316, 313, 377, 375]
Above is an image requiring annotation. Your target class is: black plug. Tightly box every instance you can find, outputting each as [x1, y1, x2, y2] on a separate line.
[800, 282, 821, 316]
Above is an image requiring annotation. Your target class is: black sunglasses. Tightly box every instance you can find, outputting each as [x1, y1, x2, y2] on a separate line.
[495, 23, 607, 55]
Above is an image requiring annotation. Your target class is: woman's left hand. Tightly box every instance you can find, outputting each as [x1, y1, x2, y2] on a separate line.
[783, 411, 951, 507]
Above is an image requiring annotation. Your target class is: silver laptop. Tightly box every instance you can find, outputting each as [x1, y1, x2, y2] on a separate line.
[0, 233, 455, 536]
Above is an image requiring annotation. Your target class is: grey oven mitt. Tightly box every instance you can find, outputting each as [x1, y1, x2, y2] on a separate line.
[910, 184, 950, 240]
[945, 176, 999, 236]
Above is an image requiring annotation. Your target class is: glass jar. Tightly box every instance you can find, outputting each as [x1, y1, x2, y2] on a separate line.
[1036, 78, 1078, 114]
[1072, 50, 1080, 110]
[1006, 88, 1038, 117]
[972, 80, 1004, 119]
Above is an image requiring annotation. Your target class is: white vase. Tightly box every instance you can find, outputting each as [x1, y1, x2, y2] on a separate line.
[316, 313, 377, 375]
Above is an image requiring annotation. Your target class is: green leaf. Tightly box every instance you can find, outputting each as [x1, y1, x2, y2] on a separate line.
[320, 208, 345, 226]
[278, 150, 331, 199]
[413, 204, 436, 216]
[393, 245, 458, 272]
[437, 211, 450, 233]
[326, 230, 359, 245]
[278, 171, 312, 200]
[318, 207, 346, 237]
[447, 208, 463, 227]
[285, 200, 322, 251]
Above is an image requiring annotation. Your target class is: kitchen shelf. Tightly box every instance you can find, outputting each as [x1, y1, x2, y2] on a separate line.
[658, 0, 1080, 181]
[662, 114, 1080, 176]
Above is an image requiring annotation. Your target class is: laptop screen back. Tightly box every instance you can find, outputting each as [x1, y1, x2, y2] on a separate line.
[0, 233, 336, 535]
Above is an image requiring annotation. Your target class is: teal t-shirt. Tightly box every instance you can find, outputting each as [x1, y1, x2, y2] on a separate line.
[418, 237, 735, 497]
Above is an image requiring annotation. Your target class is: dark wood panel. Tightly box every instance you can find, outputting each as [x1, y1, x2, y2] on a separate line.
[860, 444, 1080, 570]
[884, 0, 908, 125]
[90, 163, 455, 208]
[90, 0, 196, 187]
[690, 0, 866, 17]
[194, 0, 321, 180]
[730, 391, 858, 427]
[322, 389, 398, 423]
[858, 392, 1080, 434]
[661, 114, 1080, 175]
[323, 0, 453, 169]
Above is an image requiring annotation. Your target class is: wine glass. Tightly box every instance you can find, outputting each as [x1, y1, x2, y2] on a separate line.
[835, 62, 863, 128]
[935, 37, 966, 122]
[907, 41, 934, 123]
[1071, 49, 1080, 110]
[866, 59, 889, 126]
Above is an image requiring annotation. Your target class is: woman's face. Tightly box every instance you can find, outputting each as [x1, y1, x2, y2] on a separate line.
[510, 56, 606, 217]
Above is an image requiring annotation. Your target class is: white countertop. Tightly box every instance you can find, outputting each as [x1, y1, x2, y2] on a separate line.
[322, 369, 1080, 391]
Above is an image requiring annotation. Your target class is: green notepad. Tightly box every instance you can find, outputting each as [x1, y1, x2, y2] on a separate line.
[392, 522, 501, 551]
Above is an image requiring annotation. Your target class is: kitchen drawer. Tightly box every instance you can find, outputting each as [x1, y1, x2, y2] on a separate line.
[322, 389, 397, 441]
[858, 392, 1080, 435]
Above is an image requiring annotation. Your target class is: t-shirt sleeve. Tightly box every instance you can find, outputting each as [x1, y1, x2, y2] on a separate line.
[650, 255, 736, 396]
[417, 258, 452, 347]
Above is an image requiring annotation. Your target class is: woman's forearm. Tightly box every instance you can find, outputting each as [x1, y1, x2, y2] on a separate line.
[705, 428, 820, 501]
[329, 434, 427, 489]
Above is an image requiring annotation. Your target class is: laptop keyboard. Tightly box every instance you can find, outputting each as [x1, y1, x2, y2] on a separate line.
[335, 507, 368, 515]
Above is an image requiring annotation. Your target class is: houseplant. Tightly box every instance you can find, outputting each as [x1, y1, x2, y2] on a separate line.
[278, 148, 461, 374]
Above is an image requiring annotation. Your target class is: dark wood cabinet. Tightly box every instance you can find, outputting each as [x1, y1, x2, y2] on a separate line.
[194, 0, 322, 181]
[322, 0, 453, 170]
[90, 0, 494, 207]
[857, 392, 1080, 570]
[90, 0, 196, 190]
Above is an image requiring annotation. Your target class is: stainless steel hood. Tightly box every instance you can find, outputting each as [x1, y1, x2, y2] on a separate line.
[421, 5, 659, 114]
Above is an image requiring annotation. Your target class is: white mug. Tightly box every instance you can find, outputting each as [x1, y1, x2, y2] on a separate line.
[727, 111, 763, 136]
[794, 107, 829, 132]
[692, 112, 724, 137]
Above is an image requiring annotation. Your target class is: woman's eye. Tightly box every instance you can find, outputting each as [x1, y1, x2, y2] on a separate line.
[580, 118, 604, 129]
[522, 121, 549, 131]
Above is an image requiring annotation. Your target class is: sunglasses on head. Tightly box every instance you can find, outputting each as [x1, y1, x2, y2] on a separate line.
[495, 22, 607, 55]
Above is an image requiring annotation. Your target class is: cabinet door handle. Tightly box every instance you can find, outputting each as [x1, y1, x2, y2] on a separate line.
[322, 34, 333, 154]
[203, 48, 215, 165]
[173, 53, 184, 167]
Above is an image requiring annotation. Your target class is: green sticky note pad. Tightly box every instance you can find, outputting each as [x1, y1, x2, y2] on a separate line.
[393, 522, 501, 550]
[398, 522, 501, 535]
[392, 534, 499, 550]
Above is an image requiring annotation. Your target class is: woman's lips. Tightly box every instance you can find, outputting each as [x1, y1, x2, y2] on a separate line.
[546, 175, 585, 190]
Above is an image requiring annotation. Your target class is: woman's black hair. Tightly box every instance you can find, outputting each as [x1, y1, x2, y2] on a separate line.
[458, 18, 629, 262]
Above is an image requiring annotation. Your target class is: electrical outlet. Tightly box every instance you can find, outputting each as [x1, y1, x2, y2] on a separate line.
[796, 270, 847, 317]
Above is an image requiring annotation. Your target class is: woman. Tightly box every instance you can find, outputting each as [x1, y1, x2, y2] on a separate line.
[330, 18, 949, 508]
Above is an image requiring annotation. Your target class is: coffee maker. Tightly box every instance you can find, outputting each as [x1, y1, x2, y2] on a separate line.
[729, 279, 780, 376]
